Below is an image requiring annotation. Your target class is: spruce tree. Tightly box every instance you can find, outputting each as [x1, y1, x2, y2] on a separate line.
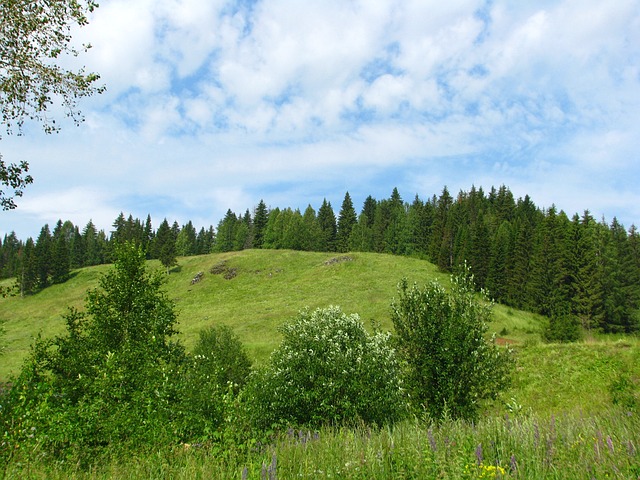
[253, 200, 269, 249]
[34, 224, 52, 288]
[82, 220, 101, 266]
[263, 207, 282, 249]
[17, 238, 37, 296]
[317, 199, 337, 252]
[430, 187, 453, 270]
[51, 229, 70, 284]
[176, 221, 197, 257]
[195, 226, 215, 254]
[154, 219, 177, 273]
[336, 192, 357, 253]
[215, 210, 238, 252]
[301, 205, 321, 251]
[384, 187, 408, 254]
[486, 221, 512, 302]
[281, 208, 305, 250]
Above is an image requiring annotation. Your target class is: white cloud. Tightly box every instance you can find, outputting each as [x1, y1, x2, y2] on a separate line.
[4, 0, 640, 239]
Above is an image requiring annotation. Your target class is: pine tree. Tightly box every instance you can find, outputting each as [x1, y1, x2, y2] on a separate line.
[336, 192, 357, 253]
[34, 224, 52, 288]
[317, 199, 337, 252]
[215, 210, 238, 252]
[154, 219, 177, 273]
[176, 221, 197, 257]
[486, 221, 512, 302]
[253, 200, 269, 249]
[51, 220, 71, 284]
[17, 238, 37, 296]
[301, 205, 321, 251]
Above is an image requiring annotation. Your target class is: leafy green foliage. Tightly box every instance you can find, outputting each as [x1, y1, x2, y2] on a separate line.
[246, 306, 407, 429]
[543, 314, 582, 343]
[192, 324, 251, 392]
[0, 156, 32, 210]
[1, 243, 186, 458]
[173, 325, 253, 440]
[391, 266, 514, 420]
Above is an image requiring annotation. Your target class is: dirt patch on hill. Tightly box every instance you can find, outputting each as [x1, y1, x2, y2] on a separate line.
[495, 337, 519, 346]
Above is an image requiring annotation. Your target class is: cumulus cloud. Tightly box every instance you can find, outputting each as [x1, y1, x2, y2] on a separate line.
[3, 0, 640, 239]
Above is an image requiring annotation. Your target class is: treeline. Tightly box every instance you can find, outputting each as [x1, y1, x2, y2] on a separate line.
[2, 185, 639, 334]
[0, 213, 216, 295]
[215, 186, 640, 335]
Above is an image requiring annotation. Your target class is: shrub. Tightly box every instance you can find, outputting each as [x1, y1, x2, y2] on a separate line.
[1, 242, 187, 459]
[175, 325, 252, 440]
[192, 324, 252, 393]
[391, 266, 514, 420]
[543, 314, 582, 343]
[245, 306, 407, 429]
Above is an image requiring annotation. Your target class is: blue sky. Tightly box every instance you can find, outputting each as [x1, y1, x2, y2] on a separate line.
[2, 0, 640, 239]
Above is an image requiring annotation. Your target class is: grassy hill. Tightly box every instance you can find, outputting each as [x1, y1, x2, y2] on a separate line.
[1, 249, 638, 417]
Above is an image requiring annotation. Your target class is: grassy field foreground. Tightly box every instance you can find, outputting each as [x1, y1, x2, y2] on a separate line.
[3, 408, 639, 479]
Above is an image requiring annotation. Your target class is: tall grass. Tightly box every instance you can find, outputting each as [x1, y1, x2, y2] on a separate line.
[3, 408, 638, 479]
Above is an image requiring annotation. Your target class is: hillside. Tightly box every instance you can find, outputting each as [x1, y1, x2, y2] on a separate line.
[1, 249, 534, 377]
[1, 249, 638, 418]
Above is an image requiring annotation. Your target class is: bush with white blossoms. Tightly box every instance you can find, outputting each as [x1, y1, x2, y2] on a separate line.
[246, 306, 407, 429]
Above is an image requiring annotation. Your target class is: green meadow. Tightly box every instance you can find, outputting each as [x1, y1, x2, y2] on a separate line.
[1, 250, 639, 478]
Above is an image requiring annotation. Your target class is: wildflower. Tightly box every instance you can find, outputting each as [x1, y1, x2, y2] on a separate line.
[606, 435, 614, 453]
[475, 443, 484, 466]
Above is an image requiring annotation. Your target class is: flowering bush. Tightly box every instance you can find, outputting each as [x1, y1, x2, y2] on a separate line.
[246, 306, 407, 429]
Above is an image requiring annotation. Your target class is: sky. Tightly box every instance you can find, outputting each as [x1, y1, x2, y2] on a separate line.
[2, 0, 640, 240]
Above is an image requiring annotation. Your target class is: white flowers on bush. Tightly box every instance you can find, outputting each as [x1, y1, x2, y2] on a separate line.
[247, 306, 407, 428]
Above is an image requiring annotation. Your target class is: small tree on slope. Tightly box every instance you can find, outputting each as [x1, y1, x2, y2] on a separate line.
[391, 265, 514, 420]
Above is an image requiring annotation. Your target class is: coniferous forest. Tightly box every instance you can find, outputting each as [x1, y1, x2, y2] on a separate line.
[2, 184, 639, 336]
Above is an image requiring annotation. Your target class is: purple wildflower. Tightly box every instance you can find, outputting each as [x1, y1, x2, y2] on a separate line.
[476, 443, 484, 466]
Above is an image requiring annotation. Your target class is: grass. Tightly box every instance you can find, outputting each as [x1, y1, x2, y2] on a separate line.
[1, 250, 449, 377]
[1, 249, 638, 419]
[3, 409, 638, 479]
[1, 249, 639, 478]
